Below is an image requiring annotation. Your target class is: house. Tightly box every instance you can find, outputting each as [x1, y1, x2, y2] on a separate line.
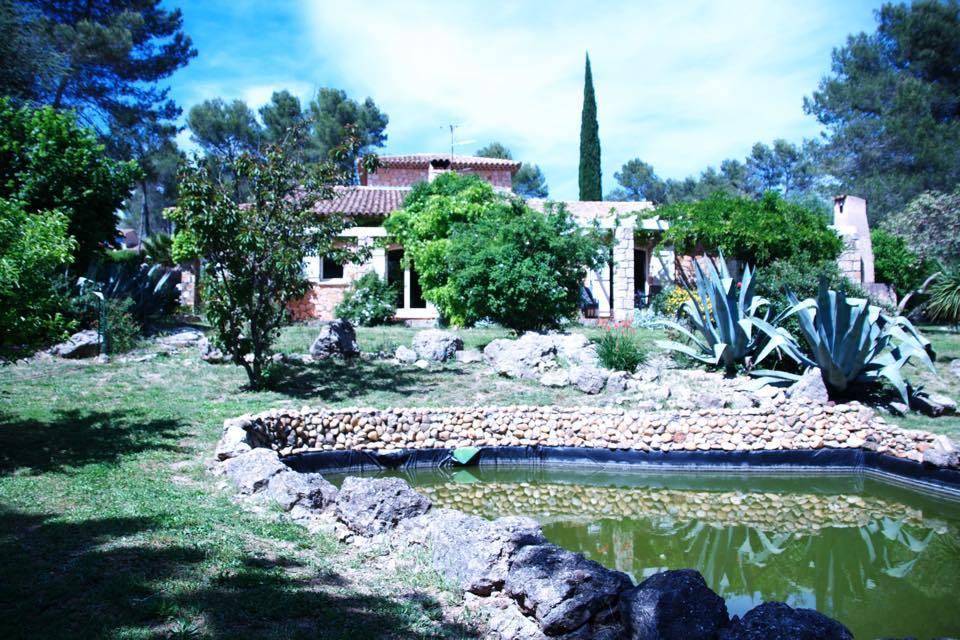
[288, 153, 673, 323]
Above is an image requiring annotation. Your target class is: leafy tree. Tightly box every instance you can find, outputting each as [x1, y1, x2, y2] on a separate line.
[871, 228, 939, 296]
[172, 128, 375, 389]
[476, 141, 549, 197]
[579, 53, 602, 201]
[655, 191, 843, 267]
[745, 139, 818, 197]
[19, 0, 195, 138]
[611, 159, 667, 203]
[259, 90, 304, 145]
[0, 99, 138, 270]
[0, 0, 61, 100]
[385, 172, 602, 331]
[883, 188, 960, 267]
[187, 98, 262, 161]
[805, 1, 960, 221]
[0, 198, 76, 353]
[309, 88, 388, 175]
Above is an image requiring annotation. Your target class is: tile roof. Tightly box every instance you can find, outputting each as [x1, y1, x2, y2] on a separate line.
[313, 186, 410, 217]
[378, 153, 521, 173]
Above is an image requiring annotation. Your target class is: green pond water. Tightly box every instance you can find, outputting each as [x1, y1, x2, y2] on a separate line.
[328, 466, 960, 639]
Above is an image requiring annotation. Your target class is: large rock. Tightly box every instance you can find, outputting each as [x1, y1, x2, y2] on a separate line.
[309, 319, 360, 359]
[504, 543, 632, 637]
[198, 336, 226, 364]
[484, 333, 559, 380]
[571, 365, 608, 394]
[922, 434, 958, 468]
[950, 358, 960, 380]
[621, 569, 728, 640]
[51, 330, 100, 359]
[605, 371, 629, 394]
[215, 417, 253, 460]
[267, 471, 338, 512]
[413, 329, 463, 361]
[554, 333, 599, 366]
[224, 448, 286, 495]
[720, 602, 852, 640]
[335, 476, 430, 536]
[540, 369, 570, 387]
[787, 368, 829, 404]
[395, 345, 417, 364]
[158, 329, 204, 348]
[431, 511, 546, 595]
[455, 348, 483, 364]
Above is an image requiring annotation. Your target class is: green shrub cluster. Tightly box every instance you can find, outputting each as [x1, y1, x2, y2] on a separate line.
[595, 321, 648, 372]
[334, 272, 397, 327]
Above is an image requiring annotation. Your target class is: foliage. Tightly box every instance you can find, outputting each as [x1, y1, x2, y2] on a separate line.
[105, 249, 142, 266]
[334, 272, 397, 327]
[927, 269, 960, 325]
[756, 255, 865, 315]
[259, 90, 304, 144]
[804, 1, 960, 221]
[655, 191, 843, 267]
[101, 298, 140, 354]
[475, 142, 549, 197]
[141, 233, 173, 266]
[611, 159, 668, 203]
[11, 0, 195, 141]
[170, 228, 201, 264]
[871, 228, 940, 296]
[475, 142, 512, 159]
[657, 286, 705, 318]
[0, 99, 139, 270]
[884, 188, 960, 267]
[0, 197, 75, 352]
[79, 262, 179, 326]
[657, 256, 788, 375]
[172, 127, 373, 389]
[763, 281, 935, 403]
[309, 88, 388, 176]
[0, 0, 61, 100]
[579, 53, 602, 201]
[187, 98, 262, 161]
[595, 320, 648, 372]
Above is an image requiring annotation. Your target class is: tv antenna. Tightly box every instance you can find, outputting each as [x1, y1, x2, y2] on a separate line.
[445, 123, 474, 159]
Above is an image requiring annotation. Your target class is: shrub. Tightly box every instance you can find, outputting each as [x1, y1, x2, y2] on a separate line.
[871, 228, 939, 296]
[170, 228, 201, 264]
[105, 249, 142, 266]
[101, 298, 141, 354]
[141, 233, 174, 266]
[595, 321, 647, 372]
[334, 272, 397, 326]
[927, 269, 960, 325]
[884, 188, 960, 267]
[756, 255, 864, 316]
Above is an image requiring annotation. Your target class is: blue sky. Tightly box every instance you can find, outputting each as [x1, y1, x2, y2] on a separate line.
[167, 0, 882, 200]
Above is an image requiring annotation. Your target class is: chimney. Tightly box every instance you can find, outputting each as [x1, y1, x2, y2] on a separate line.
[428, 158, 452, 182]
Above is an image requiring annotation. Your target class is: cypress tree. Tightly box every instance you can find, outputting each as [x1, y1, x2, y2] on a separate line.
[579, 53, 602, 201]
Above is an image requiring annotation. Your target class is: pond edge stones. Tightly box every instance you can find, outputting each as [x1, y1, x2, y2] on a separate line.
[216, 440, 856, 640]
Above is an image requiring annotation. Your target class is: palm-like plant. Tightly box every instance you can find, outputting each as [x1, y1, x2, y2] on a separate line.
[926, 269, 960, 325]
[759, 280, 935, 402]
[657, 255, 790, 375]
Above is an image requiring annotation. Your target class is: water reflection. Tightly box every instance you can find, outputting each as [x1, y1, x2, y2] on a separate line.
[389, 468, 960, 639]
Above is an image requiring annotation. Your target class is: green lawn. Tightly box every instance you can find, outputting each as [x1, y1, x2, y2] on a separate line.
[0, 323, 956, 639]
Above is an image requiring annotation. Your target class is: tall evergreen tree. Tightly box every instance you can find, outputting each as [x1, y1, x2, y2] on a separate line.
[578, 53, 602, 201]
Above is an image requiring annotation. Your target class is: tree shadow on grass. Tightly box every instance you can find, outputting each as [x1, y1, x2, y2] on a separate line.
[269, 359, 470, 402]
[0, 409, 186, 475]
[0, 506, 478, 640]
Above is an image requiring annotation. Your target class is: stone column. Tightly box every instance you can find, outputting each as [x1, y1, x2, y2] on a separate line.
[612, 224, 635, 322]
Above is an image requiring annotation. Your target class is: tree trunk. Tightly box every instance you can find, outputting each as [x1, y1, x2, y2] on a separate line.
[139, 180, 151, 240]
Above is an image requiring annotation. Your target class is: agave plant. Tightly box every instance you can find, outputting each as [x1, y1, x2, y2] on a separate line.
[756, 280, 935, 403]
[80, 263, 180, 324]
[657, 255, 790, 375]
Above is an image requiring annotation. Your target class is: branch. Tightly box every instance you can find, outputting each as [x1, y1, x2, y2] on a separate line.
[897, 271, 941, 315]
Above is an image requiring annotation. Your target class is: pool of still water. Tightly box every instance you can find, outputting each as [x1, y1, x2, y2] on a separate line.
[328, 466, 960, 639]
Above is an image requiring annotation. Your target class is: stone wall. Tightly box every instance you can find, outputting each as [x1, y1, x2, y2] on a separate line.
[225, 401, 950, 467]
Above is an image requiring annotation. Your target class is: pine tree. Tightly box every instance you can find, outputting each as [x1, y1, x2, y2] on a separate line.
[579, 53, 602, 201]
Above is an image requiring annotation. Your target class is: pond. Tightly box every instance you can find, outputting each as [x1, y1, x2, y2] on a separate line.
[327, 466, 960, 639]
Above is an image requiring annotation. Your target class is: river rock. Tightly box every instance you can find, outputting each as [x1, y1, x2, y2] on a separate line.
[224, 448, 286, 494]
[720, 601, 853, 640]
[484, 333, 559, 380]
[198, 336, 227, 364]
[788, 368, 829, 404]
[504, 543, 632, 636]
[395, 345, 417, 364]
[621, 569, 728, 640]
[267, 471, 338, 512]
[431, 512, 546, 595]
[455, 348, 483, 364]
[335, 476, 430, 536]
[50, 330, 100, 359]
[540, 369, 570, 387]
[215, 417, 252, 460]
[413, 329, 463, 361]
[309, 319, 359, 359]
[571, 365, 608, 394]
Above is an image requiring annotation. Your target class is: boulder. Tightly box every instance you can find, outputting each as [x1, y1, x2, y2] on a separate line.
[455, 348, 483, 364]
[555, 333, 599, 366]
[215, 417, 253, 460]
[51, 330, 100, 359]
[476, 594, 549, 640]
[927, 393, 957, 414]
[484, 333, 559, 380]
[922, 435, 958, 468]
[605, 371, 629, 394]
[788, 368, 829, 404]
[693, 393, 726, 410]
[571, 366, 608, 394]
[395, 345, 417, 364]
[224, 448, 286, 495]
[198, 336, 227, 364]
[335, 476, 430, 536]
[720, 602, 852, 640]
[504, 543, 632, 637]
[413, 329, 463, 362]
[540, 369, 570, 387]
[431, 512, 546, 596]
[309, 319, 360, 359]
[267, 471, 338, 512]
[950, 358, 960, 380]
[912, 392, 954, 417]
[621, 569, 728, 640]
[158, 329, 204, 348]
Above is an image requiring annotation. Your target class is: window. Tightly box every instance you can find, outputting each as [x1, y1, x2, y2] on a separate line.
[319, 256, 344, 280]
[387, 249, 404, 308]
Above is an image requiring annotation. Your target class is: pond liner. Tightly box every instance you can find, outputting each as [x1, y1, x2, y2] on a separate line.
[282, 446, 960, 497]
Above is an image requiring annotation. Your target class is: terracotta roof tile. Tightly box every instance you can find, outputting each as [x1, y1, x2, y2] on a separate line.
[313, 186, 410, 217]
[378, 153, 521, 173]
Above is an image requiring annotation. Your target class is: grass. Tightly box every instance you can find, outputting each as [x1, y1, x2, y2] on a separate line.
[890, 327, 960, 439]
[0, 322, 956, 638]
